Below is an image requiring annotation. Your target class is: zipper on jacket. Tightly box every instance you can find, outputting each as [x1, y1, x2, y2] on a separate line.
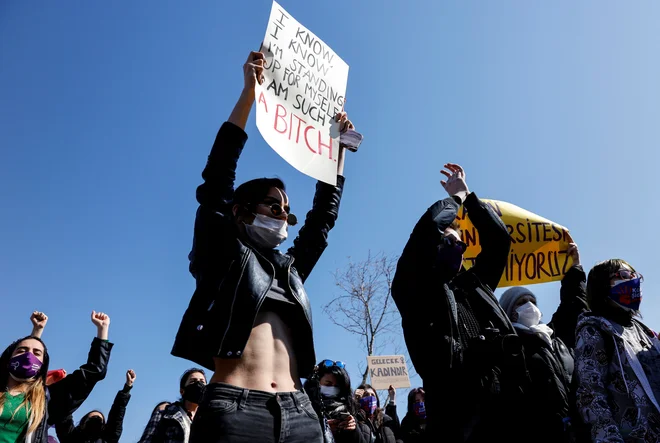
[209, 260, 235, 311]
[217, 252, 250, 354]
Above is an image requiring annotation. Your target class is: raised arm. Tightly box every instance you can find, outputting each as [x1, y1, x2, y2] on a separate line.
[101, 369, 135, 443]
[548, 243, 589, 349]
[287, 112, 355, 282]
[30, 311, 48, 339]
[449, 167, 510, 292]
[190, 51, 264, 276]
[196, 51, 264, 212]
[47, 312, 113, 425]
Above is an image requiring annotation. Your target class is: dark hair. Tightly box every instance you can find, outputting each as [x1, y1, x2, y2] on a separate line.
[80, 410, 105, 427]
[232, 177, 286, 217]
[179, 368, 206, 391]
[357, 383, 386, 428]
[449, 219, 462, 239]
[316, 362, 360, 415]
[407, 387, 425, 415]
[0, 336, 50, 390]
[587, 259, 638, 321]
[357, 383, 380, 408]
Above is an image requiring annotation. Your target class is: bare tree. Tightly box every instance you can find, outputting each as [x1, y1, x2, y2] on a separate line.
[323, 251, 401, 386]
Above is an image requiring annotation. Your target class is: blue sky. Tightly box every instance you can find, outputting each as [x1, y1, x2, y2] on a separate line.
[1, 1, 659, 441]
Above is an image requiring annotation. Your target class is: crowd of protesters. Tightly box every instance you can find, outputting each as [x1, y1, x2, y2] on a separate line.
[2, 50, 657, 443]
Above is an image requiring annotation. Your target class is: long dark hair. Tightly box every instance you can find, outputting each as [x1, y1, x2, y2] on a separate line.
[317, 364, 359, 415]
[357, 383, 385, 427]
[0, 336, 50, 434]
[407, 387, 425, 415]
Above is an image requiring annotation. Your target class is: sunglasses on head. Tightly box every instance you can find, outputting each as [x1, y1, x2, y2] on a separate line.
[610, 270, 643, 281]
[320, 359, 345, 369]
[253, 202, 298, 226]
[442, 236, 467, 253]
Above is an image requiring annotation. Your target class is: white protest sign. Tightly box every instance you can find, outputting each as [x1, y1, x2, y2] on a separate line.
[255, 1, 349, 185]
[367, 355, 411, 390]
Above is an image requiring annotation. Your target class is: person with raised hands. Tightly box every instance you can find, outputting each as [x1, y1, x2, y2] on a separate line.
[172, 49, 359, 443]
[55, 369, 135, 443]
[0, 311, 112, 443]
[391, 164, 529, 442]
[498, 242, 589, 443]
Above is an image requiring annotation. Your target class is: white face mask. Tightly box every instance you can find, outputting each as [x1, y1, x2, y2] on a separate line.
[515, 301, 542, 327]
[320, 385, 341, 398]
[244, 213, 288, 249]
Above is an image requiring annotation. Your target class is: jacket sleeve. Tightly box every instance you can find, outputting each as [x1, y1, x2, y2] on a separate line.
[574, 325, 624, 443]
[463, 193, 511, 292]
[101, 385, 132, 443]
[548, 265, 589, 349]
[391, 197, 460, 380]
[54, 415, 75, 443]
[47, 338, 113, 425]
[137, 408, 164, 443]
[287, 175, 344, 283]
[189, 122, 247, 278]
[392, 196, 460, 316]
[384, 404, 400, 437]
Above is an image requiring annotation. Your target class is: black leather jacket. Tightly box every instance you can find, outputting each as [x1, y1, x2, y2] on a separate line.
[29, 338, 112, 443]
[171, 122, 345, 374]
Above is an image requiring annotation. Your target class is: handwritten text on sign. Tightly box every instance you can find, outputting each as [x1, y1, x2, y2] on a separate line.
[457, 199, 573, 288]
[256, 1, 349, 185]
[367, 355, 411, 390]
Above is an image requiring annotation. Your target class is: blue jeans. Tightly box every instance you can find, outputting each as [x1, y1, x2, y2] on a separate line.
[190, 382, 323, 443]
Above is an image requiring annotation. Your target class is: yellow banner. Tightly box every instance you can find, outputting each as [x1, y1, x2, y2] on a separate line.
[457, 199, 573, 287]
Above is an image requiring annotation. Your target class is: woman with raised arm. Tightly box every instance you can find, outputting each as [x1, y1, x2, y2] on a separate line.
[55, 369, 135, 443]
[172, 50, 359, 443]
[0, 311, 112, 443]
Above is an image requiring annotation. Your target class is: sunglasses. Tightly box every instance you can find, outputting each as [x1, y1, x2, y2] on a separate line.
[442, 236, 467, 253]
[610, 270, 643, 282]
[255, 202, 298, 226]
[320, 359, 345, 369]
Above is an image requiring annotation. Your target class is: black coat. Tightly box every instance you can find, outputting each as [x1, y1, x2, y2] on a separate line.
[518, 265, 589, 443]
[392, 193, 528, 442]
[30, 338, 112, 443]
[55, 385, 132, 443]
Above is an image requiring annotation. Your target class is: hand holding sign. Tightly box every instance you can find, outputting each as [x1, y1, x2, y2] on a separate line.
[441, 163, 469, 204]
[568, 242, 580, 266]
[244, 51, 266, 90]
[256, 1, 350, 185]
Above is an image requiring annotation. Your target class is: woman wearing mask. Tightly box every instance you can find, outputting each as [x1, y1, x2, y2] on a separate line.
[139, 368, 206, 443]
[575, 259, 660, 442]
[0, 311, 112, 443]
[354, 385, 398, 443]
[498, 242, 588, 443]
[304, 360, 368, 443]
[174, 49, 359, 443]
[398, 388, 426, 443]
[55, 369, 136, 443]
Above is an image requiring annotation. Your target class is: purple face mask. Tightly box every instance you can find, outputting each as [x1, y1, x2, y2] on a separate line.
[8, 352, 43, 381]
[359, 396, 377, 416]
